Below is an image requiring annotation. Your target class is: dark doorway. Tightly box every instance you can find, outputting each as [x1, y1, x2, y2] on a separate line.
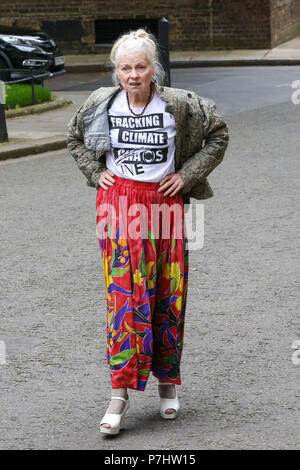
[95, 18, 159, 46]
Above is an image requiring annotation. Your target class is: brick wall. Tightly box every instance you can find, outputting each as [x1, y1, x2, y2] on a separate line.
[92, 0, 273, 50]
[0, 0, 299, 53]
[270, 0, 300, 46]
[0, 0, 97, 53]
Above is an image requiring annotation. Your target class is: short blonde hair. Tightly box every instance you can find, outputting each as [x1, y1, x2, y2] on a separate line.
[110, 28, 165, 86]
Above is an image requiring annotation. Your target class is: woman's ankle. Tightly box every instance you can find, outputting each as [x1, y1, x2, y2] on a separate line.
[111, 387, 128, 400]
[158, 382, 176, 399]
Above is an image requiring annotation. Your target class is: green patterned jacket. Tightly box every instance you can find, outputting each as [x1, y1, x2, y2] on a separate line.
[67, 85, 229, 203]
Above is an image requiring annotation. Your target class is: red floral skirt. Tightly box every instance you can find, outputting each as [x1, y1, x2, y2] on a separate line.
[96, 175, 189, 391]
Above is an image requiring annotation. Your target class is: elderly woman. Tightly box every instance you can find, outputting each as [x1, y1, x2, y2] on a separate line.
[67, 29, 229, 435]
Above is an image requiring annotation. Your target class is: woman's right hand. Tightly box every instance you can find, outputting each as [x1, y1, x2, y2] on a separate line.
[99, 169, 115, 190]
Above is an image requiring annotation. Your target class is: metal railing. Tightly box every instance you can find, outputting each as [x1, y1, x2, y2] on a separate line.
[0, 67, 64, 103]
[0, 67, 64, 142]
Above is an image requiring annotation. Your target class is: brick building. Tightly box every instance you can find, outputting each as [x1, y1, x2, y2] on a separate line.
[0, 0, 300, 53]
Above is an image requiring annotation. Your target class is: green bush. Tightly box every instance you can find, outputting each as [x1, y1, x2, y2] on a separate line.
[5, 84, 51, 110]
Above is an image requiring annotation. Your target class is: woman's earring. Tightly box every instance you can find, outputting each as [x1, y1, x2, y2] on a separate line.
[119, 83, 123, 89]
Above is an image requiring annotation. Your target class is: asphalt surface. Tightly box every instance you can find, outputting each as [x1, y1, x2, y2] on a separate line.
[0, 67, 299, 450]
[46, 65, 300, 115]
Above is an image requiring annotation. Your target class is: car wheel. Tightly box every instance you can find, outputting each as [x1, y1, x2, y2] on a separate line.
[0, 58, 10, 82]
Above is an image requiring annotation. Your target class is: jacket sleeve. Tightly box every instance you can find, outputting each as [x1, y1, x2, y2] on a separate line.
[177, 98, 229, 194]
[67, 105, 107, 189]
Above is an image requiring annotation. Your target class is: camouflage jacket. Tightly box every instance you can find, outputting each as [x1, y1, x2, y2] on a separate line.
[67, 85, 229, 203]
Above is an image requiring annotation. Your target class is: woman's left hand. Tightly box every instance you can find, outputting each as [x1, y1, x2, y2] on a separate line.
[158, 173, 184, 197]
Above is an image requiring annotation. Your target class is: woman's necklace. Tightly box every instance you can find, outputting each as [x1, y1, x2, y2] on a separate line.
[126, 84, 153, 117]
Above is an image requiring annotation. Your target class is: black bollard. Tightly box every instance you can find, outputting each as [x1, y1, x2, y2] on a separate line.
[158, 17, 171, 87]
[0, 80, 8, 142]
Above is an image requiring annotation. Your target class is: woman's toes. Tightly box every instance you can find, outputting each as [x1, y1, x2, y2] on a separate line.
[165, 408, 176, 414]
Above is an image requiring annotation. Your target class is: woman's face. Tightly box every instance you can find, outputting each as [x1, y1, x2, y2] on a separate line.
[117, 49, 155, 96]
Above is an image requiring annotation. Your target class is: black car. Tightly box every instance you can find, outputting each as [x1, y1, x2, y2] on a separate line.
[0, 25, 65, 83]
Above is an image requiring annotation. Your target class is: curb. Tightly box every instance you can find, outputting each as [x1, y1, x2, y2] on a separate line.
[170, 58, 300, 67]
[5, 93, 72, 119]
[65, 58, 300, 73]
[0, 136, 67, 161]
[65, 64, 111, 73]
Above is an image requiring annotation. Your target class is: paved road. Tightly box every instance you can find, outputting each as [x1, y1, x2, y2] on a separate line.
[46, 65, 300, 115]
[0, 68, 299, 449]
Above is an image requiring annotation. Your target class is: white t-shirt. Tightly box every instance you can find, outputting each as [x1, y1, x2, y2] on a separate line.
[105, 89, 176, 182]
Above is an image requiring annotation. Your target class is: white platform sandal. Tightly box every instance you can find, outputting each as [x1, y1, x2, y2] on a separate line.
[158, 383, 180, 420]
[100, 397, 130, 435]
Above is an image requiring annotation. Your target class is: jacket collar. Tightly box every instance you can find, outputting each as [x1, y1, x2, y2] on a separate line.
[155, 86, 176, 115]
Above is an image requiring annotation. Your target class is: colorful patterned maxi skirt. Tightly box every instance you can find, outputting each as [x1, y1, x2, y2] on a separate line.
[96, 175, 189, 391]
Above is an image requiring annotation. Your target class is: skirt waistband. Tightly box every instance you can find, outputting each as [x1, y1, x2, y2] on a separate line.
[113, 175, 162, 191]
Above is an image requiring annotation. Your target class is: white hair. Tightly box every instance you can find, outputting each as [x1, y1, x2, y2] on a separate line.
[110, 28, 165, 86]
